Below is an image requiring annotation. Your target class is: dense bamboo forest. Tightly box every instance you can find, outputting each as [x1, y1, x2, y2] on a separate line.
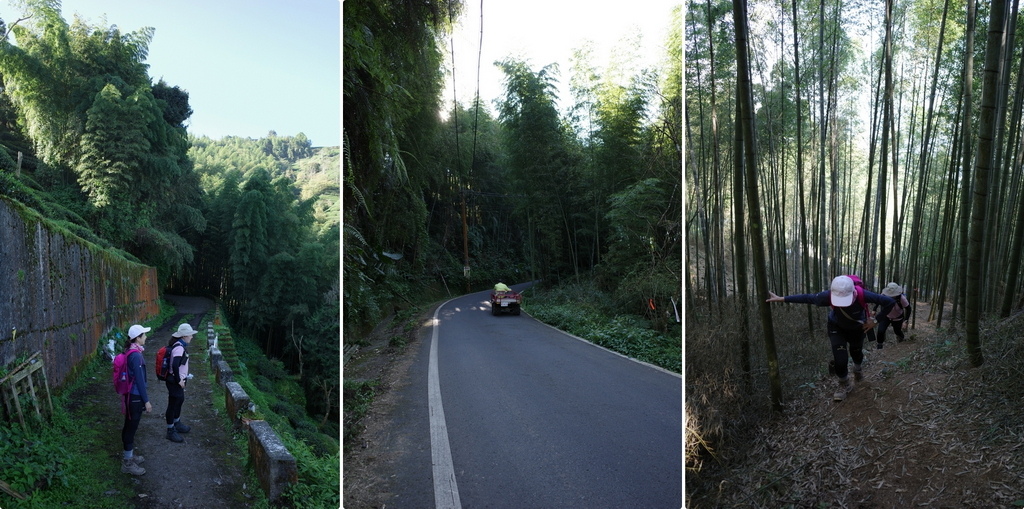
[0, 4, 339, 431]
[687, 0, 1024, 505]
[343, 1, 683, 339]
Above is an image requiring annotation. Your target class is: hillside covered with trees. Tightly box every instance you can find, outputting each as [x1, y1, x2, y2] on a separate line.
[343, 0, 682, 342]
[0, 2, 338, 432]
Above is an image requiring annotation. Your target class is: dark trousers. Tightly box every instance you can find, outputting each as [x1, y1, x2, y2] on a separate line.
[876, 315, 905, 345]
[166, 384, 185, 425]
[121, 395, 144, 451]
[827, 323, 865, 379]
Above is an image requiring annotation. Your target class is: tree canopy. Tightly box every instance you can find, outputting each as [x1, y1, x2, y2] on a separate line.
[0, 2, 340, 431]
[343, 0, 682, 337]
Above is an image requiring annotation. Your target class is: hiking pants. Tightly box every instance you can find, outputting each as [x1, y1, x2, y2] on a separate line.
[876, 315, 905, 345]
[166, 383, 185, 424]
[827, 323, 865, 379]
[121, 395, 145, 451]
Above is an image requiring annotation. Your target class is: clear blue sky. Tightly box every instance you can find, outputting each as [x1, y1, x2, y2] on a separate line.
[1, 0, 341, 147]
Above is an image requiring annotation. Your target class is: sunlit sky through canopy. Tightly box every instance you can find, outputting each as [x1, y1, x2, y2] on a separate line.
[0, 0, 341, 147]
[444, 0, 680, 117]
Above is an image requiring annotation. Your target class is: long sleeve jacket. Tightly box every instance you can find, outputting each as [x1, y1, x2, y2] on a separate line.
[784, 290, 896, 331]
[127, 346, 149, 402]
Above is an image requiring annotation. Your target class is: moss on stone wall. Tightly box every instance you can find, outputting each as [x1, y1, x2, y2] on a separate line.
[0, 196, 160, 390]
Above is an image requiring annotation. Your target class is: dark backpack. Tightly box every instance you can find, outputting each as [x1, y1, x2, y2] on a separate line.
[894, 294, 911, 321]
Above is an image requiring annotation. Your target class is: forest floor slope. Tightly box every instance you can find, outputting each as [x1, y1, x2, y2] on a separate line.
[692, 300, 1024, 507]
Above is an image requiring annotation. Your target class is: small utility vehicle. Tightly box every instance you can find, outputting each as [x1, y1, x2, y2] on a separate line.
[490, 289, 522, 316]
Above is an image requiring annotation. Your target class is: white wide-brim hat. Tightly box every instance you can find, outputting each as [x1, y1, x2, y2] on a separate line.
[172, 323, 199, 338]
[882, 282, 903, 297]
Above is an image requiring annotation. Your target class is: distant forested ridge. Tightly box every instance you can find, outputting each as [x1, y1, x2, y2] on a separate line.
[344, 0, 682, 337]
[177, 133, 340, 426]
[0, 3, 339, 428]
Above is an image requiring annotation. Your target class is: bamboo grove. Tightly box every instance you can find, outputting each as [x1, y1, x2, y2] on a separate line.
[344, 0, 683, 338]
[687, 0, 1024, 401]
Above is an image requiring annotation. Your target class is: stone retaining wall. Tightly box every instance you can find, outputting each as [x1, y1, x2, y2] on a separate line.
[0, 197, 159, 389]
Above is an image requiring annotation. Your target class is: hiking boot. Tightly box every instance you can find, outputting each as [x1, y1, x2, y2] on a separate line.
[130, 454, 144, 464]
[852, 363, 863, 381]
[833, 376, 854, 401]
[167, 429, 184, 443]
[121, 458, 145, 476]
[174, 421, 191, 434]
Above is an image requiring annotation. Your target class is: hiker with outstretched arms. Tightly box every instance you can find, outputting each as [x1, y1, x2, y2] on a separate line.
[766, 275, 896, 401]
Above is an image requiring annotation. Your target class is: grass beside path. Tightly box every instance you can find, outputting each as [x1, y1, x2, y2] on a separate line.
[0, 300, 177, 508]
[525, 284, 681, 373]
[0, 298, 266, 508]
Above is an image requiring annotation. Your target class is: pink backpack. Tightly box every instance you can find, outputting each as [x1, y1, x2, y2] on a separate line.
[844, 274, 870, 315]
[112, 350, 137, 395]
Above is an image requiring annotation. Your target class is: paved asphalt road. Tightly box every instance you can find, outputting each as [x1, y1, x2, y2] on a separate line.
[387, 283, 682, 508]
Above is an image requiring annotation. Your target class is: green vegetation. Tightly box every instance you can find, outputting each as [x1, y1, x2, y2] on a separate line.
[0, 304, 175, 508]
[343, 1, 681, 341]
[0, 3, 339, 433]
[225, 325, 339, 508]
[182, 134, 340, 427]
[527, 283, 681, 373]
[0, 5, 202, 283]
[0, 360, 129, 508]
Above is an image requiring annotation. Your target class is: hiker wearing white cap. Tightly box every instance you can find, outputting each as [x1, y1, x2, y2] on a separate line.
[876, 282, 910, 348]
[164, 323, 197, 442]
[120, 324, 153, 475]
[766, 276, 897, 401]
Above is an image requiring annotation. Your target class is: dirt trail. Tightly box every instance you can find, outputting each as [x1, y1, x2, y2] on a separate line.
[116, 295, 256, 508]
[711, 301, 1024, 507]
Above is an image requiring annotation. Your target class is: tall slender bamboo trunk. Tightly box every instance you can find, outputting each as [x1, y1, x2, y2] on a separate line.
[733, 0, 783, 412]
[966, 0, 1008, 368]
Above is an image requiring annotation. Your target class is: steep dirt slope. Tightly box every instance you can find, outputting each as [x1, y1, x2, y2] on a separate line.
[706, 302, 1024, 507]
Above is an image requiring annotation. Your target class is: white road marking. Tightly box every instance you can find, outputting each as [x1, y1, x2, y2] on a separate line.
[429, 301, 462, 509]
